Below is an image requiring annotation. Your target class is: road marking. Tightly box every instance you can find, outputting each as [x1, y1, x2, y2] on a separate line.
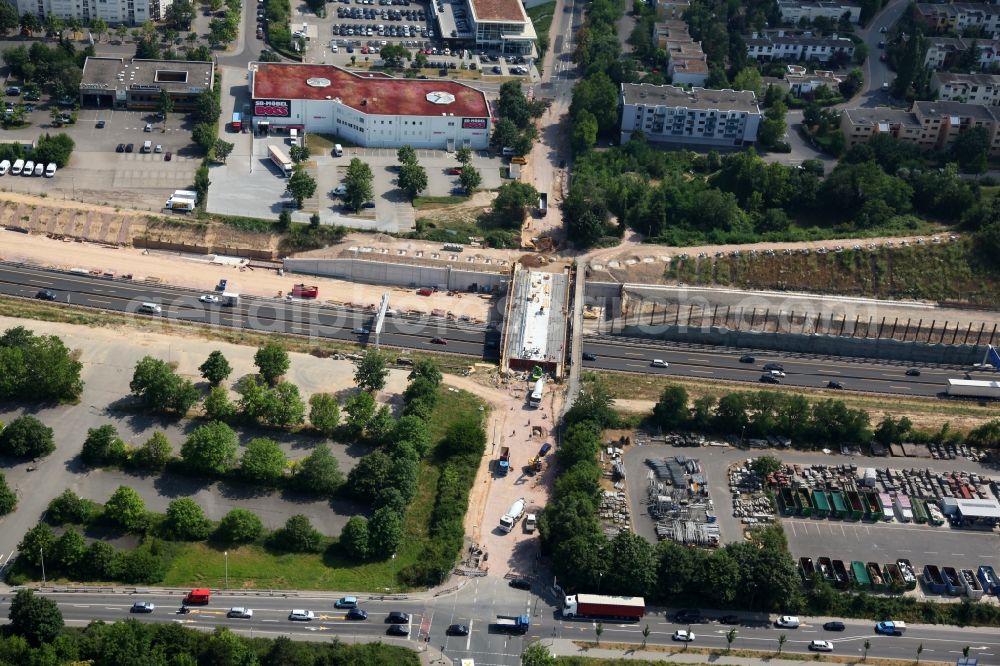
[689, 369, 714, 374]
[261, 619, 278, 623]
[624, 351, 644, 357]
[889, 385, 912, 390]
[625, 363, 647, 368]
[89, 299, 111, 304]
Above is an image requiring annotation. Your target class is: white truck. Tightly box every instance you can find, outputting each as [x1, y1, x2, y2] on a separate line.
[268, 144, 293, 176]
[499, 498, 525, 533]
[165, 196, 196, 212]
[524, 513, 537, 533]
[221, 292, 239, 306]
[947, 379, 1000, 398]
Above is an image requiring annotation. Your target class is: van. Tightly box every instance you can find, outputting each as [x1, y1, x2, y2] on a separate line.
[142, 140, 152, 153]
[333, 143, 344, 156]
[0, 160, 9, 175]
[33, 162, 43, 176]
[22, 160, 34, 176]
[138, 302, 162, 314]
[501, 146, 515, 156]
[45, 162, 56, 177]
[11, 159, 24, 175]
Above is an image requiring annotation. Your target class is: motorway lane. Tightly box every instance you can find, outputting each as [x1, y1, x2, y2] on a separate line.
[0, 264, 493, 357]
[581, 337, 968, 397]
[4, 591, 1000, 664]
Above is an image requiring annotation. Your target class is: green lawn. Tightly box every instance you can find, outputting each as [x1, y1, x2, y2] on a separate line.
[162, 387, 486, 592]
[527, 1, 556, 61]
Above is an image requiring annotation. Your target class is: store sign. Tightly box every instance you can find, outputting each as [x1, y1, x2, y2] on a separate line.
[462, 117, 487, 129]
[253, 99, 291, 117]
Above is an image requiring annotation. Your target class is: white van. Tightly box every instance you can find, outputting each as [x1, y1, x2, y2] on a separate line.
[138, 302, 162, 314]
[333, 143, 343, 156]
[22, 160, 34, 176]
[11, 159, 24, 175]
[33, 162, 43, 176]
[501, 146, 515, 156]
[142, 140, 152, 153]
[0, 160, 9, 175]
[45, 162, 56, 177]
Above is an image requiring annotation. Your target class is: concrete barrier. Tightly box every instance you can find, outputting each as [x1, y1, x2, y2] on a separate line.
[283, 258, 510, 293]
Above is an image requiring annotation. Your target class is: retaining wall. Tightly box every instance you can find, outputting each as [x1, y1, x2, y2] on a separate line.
[283, 258, 510, 292]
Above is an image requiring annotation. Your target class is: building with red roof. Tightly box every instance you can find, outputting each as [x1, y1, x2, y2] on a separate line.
[249, 63, 492, 149]
[432, 0, 536, 54]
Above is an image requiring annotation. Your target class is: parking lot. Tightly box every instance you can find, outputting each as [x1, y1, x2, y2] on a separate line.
[0, 101, 199, 211]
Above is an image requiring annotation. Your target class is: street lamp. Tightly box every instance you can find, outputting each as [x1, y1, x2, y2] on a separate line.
[40, 548, 46, 585]
[224, 551, 229, 589]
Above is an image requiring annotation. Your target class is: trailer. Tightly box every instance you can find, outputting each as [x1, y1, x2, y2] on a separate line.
[165, 196, 196, 211]
[947, 378, 1000, 398]
[977, 565, 999, 596]
[846, 490, 864, 520]
[796, 488, 813, 516]
[562, 594, 645, 620]
[800, 557, 816, 584]
[878, 493, 894, 521]
[221, 292, 239, 307]
[497, 446, 510, 476]
[494, 614, 530, 634]
[962, 569, 984, 599]
[894, 495, 913, 523]
[779, 487, 797, 515]
[832, 560, 850, 589]
[898, 559, 917, 590]
[818, 557, 835, 584]
[884, 563, 905, 591]
[811, 490, 831, 518]
[829, 490, 847, 519]
[927, 502, 944, 526]
[911, 497, 929, 524]
[923, 564, 946, 593]
[867, 562, 886, 591]
[268, 144, 293, 177]
[851, 561, 872, 589]
[942, 566, 962, 596]
[863, 491, 883, 521]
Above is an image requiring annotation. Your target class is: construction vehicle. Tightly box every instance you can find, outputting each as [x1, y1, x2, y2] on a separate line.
[291, 284, 319, 298]
[497, 446, 510, 476]
[493, 614, 530, 634]
[499, 498, 525, 533]
[525, 456, 542, 475]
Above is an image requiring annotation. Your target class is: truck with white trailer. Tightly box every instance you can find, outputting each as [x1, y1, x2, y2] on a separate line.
[499, 498, 525, 532]
[164, 196, 196, 212]
[268, 145, 293, 177]
[947, 379, 1000, 398]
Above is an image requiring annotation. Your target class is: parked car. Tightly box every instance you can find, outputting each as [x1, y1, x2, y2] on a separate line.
[96, 120, 105, 128]
[116, 143, 126, 153]
[674, 609, 701, 623]
[125, 143, 134, 153]
[165, 151, 172, 161]
[718, 615, 740, 625]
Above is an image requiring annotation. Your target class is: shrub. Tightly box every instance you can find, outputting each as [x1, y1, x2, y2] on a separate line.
[181, 421, 238, 476]
[0, 473, 16, 515]
[0, 326, 83, 402]
[131, 431, 173, 471]
[240, 437, 287, 485]
[204, 385, 236, 421]
[216, 508, 263, 544]
[165, 498, 213, 541]
[46, 489, 96, 525]
[80, 424, 128, 466]
[272, 514, 323, 553]
[104, 486, 148, 532]
[0, 415, 56, 458]
[290, 444, 343, 496]
[308, 393, 340, 437]
[339, 516, 369, 559]
[199, 350, 232, 385]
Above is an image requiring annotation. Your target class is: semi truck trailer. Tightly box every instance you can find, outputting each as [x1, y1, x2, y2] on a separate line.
[562, 594, 646, 620]
[947, 379, 1000, 398]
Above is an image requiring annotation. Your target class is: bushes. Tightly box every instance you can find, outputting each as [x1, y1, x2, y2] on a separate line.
[215, 508, 263, 544]
[129, 356, 199, 414]
[46, 489, 97, 525]
[81, 424, 127, 466]
[0, 415, 56, 458]
[0, 326, 83, 403]
[104, 486, 148, 532]
[239, 437, 287, 484]
[236, 378, 305, 427]
[290, 443, 343, 496]
[165, 498, 212, 541]
[271, 514, 323, 553]
[0, 473, 16, 515]
[181, 421, 238, 476]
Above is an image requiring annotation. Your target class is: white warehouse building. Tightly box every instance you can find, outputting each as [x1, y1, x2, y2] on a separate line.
[13, 0, 171, 24]
[620, 83, 761, 149]
[248, 63, 493, 150]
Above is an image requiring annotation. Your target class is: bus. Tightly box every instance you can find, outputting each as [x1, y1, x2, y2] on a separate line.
[528, 378, 544, 408]
[231, 112, 242, 132]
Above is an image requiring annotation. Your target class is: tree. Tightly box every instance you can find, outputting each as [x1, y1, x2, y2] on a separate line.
[650, 384, 689, 431]
[340, 516, 370, 559]
[571, 109, 598, 153]
[727, 627, 737, 653]
[47, 489, 94, 525]
[104, 485, 148, 532]
[91, 17, 108, 42]
[165, 498, 212, 540]
[777, 633, 786, 655]
[254, 343, 290, 385]
[492, 181, 539, 226]
[398, 162, 428, 198]
[32, 133, 75, 168]
[0, 2, 19, 35]
[394, 415, 432, 457]
[216, 508, 263, 544]
[164, 0, 194, 28]
[81, 424, 127, 466]
[602, 532, 656, 597]
[115, 24, 128, 42]
[278, 209, 292, 230]
[213, 138, 234, 164]
[53, 526, 86, 570]
[917, 643, 924, 664]
[595, 622, 603, 646]
[758, 100, 788, 150]
[192, 122, 216, 152]
[950, 126, 989, 174]
[380, 43, 410, 67]
[194, 166, 210, 204]
[491, 118, 521, 152]
[158, 90, 174, 121]
[240, 437, 287, 484]
[863, 639, 871, 662]
[0, 473, 16, 515]
[0, 415, 55, 458]
[195, 89, 221, 124]
[459, 165, 482, 193]
[522, 642, 556, 666]
[732, 67, 763, 95]
[181, 421, 238, 476]
[199, 350, 232, 385]
[289, 144, 311, 162]
[397, 144, 416, 165]
[750, 455, 782, 477]
[344, 157, 375, 212]
[368, 506, 402, 558]
[202, 386, 234, 422]
[8, 590, 63, 646]
[291, 444, 344, 495]
[287, 166, 318, 207]
[355, 349, 389, 393]
[130, 356, 198, 414]
[129, 430, 172, 471]
[274, 514, 323, 552]
[309, 393, 341, 437]
[409, 358, 442, 386]
[344, 390, 377, 439]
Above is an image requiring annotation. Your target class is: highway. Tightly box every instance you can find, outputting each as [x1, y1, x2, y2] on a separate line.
[2, 587, 999, 665]
[581, 336, 974, 398]
[0, 263, 498, 359]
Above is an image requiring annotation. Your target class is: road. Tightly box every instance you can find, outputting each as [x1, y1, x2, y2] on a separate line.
[0, 263, 497, 358]
[3, 586, 1000, 665]
[581, 336, 973, 397]
[856, 0, 910, 105]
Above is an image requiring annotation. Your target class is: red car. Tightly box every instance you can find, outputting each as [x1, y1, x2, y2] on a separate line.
[448, 167, 462, 175]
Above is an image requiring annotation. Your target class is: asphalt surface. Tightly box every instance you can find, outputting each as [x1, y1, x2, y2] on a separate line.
[0, 263, 498, 358]
[2, 586, 1000, 664]
[580, 336, 970, 398]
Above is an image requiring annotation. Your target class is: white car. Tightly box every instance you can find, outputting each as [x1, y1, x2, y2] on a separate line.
[199, 294, 220, 304]
[352, 327, 370, 334]
[672, 630, 695, 642]
[227, 607, 253, 619]
[651, 359, 669, 368]
[289, 609, 315, 621]
[809, 640, 834, 652]
[769, 369, 786, 377]
[333, 184, 348, 196]
[776, 616, 801, 628]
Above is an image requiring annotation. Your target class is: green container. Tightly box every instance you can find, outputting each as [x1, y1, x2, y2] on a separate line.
[851, 560, 871, 588]
[846, 491, 864, 520]
[863, 491, 883, 520]
[911, 498, 929, 524]
[780, 487, 797, 515]
[796, 488, 813, 517]
[811, 489, 831, 517]
[830, 490, 847, 519]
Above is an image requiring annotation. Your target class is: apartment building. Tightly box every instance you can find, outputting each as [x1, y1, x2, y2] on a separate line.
[840, 100, 1000, 154]
[746, 30, 856, 62]
[930, 71, 1000, 105]
[14, 0, 171, 24]
[785, 66, 844, 96]
[915, 3, 1000, 37]
[620, 83, 761, 149]
[777, 0, 861, 25]
[653, 20, 709, 86]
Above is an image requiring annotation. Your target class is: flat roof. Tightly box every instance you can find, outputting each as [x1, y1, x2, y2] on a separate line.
[912, 99, 998, 121]
[470, 0, 528, 23]
[947, 497, 1000, 519]
[505, 270, 568, 364]
[81, 57, 214, 95]
[843, 107, 920, 128]
[251, 63, 490, 118]
[621, 83, 760, 113]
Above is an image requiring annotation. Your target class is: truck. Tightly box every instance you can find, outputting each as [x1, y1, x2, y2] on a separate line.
[523, 513, 537, 533]
[183, 588, 211, 605]
[538, 192, 548, 211]
[291, 283, 319, 299]
[231, 112, 242, 132]
[562, 594, 646, 620]
[528, 378, 544, 408]
[874, 620, 906, 635]
[497, 446, 511, 476]
[499, 497, 525, 532]
[173, 190, 198, 200]
[221, 292, 239, 306]
[947, 378, 1000, 398]
[268, 144, 293, 177]
[165, 196, 196, 211]
[493, 614, 530, 634]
